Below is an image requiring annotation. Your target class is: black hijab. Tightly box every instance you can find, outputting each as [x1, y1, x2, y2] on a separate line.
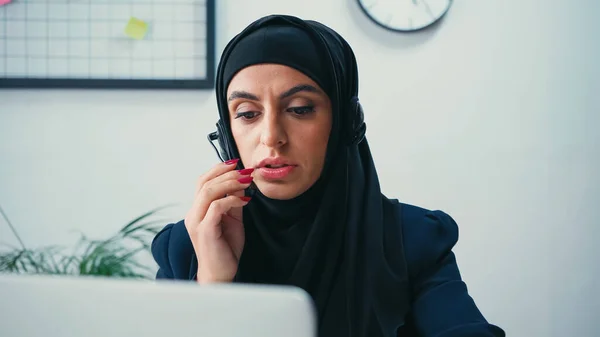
[214, 15, 406, 337]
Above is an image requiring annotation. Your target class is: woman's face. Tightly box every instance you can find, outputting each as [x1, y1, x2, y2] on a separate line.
[227, 64, 333, 200]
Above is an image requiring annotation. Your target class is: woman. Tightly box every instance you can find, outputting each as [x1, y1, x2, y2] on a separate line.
[151, 14, 505, 337]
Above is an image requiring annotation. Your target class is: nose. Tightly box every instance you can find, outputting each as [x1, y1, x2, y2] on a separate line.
[259, 107, 287, 148]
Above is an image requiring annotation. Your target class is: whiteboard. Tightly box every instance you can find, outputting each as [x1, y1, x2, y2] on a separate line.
[0, 0, 215, 89]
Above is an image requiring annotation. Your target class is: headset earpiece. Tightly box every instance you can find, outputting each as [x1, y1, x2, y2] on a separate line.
[349, 96, 366, 146]
[216, 120, 232, 162]
[207, 120, 233, 162]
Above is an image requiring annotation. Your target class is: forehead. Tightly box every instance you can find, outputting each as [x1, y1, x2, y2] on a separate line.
[226, 64, 322, 95]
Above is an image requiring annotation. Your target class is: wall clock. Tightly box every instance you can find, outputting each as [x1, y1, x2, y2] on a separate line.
[357, 0, 453, 33]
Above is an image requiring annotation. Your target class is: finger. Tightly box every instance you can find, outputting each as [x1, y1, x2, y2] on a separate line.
[203, 167, 255, 195]
[208, 175, 253, 199]
[227, 200, 244, 223]
[225, 173, 253, 222]
[195, 175, 253, 219]
[222, 213, 244, 235]
[221, 214, 245, 260]
[195, 158, 241, 194]
[230, 186, 247, 198]
[202, 195, 251, 238]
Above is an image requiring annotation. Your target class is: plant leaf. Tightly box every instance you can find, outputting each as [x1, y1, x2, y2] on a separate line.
[120, 204, 175, 234]
[0, 205, 173, 280]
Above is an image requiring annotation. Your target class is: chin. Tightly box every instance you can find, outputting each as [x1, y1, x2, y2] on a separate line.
[255, 182, 307, 200]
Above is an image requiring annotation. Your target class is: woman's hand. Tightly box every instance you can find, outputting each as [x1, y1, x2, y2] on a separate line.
[184, 159, 254, 284]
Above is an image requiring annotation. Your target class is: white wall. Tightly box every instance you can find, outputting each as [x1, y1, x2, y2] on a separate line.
[1, 1, 598, 336]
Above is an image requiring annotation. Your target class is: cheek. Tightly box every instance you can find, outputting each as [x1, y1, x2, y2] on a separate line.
[297, 121, 331, 161]
[231, 125, 252, 161]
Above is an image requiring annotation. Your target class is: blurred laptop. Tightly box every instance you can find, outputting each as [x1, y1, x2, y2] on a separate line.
[0, 273, 316, 337]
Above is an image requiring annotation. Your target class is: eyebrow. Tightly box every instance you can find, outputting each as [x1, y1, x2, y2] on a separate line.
[227, 84, 322, 102]
[280, 84, 322, 99]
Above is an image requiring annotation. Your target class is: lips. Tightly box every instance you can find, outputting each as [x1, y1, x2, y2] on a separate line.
[257, 165, 295, 180]
[254, 157, 296, 180]
[256, 157, 294, 169]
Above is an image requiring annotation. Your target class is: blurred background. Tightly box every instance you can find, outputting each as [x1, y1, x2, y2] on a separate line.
[1, 1, 598, 336]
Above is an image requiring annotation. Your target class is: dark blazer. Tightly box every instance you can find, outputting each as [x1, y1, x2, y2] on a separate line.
[151, 200, 505, 337]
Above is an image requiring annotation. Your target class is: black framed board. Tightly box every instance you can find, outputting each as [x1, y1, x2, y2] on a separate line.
[0, 0, 215, 89]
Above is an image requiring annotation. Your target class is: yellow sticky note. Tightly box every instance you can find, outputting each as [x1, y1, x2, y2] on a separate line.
[124, 17, 148, 40]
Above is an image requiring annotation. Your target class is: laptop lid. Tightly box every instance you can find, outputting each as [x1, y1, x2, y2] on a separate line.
[0, 274, 317, 337]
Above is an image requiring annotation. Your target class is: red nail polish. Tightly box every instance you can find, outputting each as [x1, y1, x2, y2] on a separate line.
[239, 196, 252, 202]
[224, 158, 239, 165]
[237, 168, 254, 175]
[238, 176, 253, 184]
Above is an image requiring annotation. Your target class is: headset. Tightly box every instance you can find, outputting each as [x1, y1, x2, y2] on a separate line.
[208, 18, 367, 163]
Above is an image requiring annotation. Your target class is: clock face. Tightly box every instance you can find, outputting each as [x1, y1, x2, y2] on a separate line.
[357, 0, 453, 32]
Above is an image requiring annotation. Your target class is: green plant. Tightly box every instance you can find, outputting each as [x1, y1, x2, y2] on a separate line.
[0, 204, 173, 279]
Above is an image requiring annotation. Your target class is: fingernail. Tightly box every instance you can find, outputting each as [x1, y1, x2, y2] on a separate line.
[237, 176, 253, 184]
[237, 168, 254, 175]
[239, 196, 252, 202]
[224, 158, 239, 165]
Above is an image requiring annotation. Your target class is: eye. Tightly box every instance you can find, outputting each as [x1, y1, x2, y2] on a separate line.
[234, 111, 259, 120]
[287, 106, 315, 116]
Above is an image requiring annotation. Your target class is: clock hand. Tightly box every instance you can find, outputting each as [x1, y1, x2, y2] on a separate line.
[421, 0, 435, 18]
[365, 0, 378, 10]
